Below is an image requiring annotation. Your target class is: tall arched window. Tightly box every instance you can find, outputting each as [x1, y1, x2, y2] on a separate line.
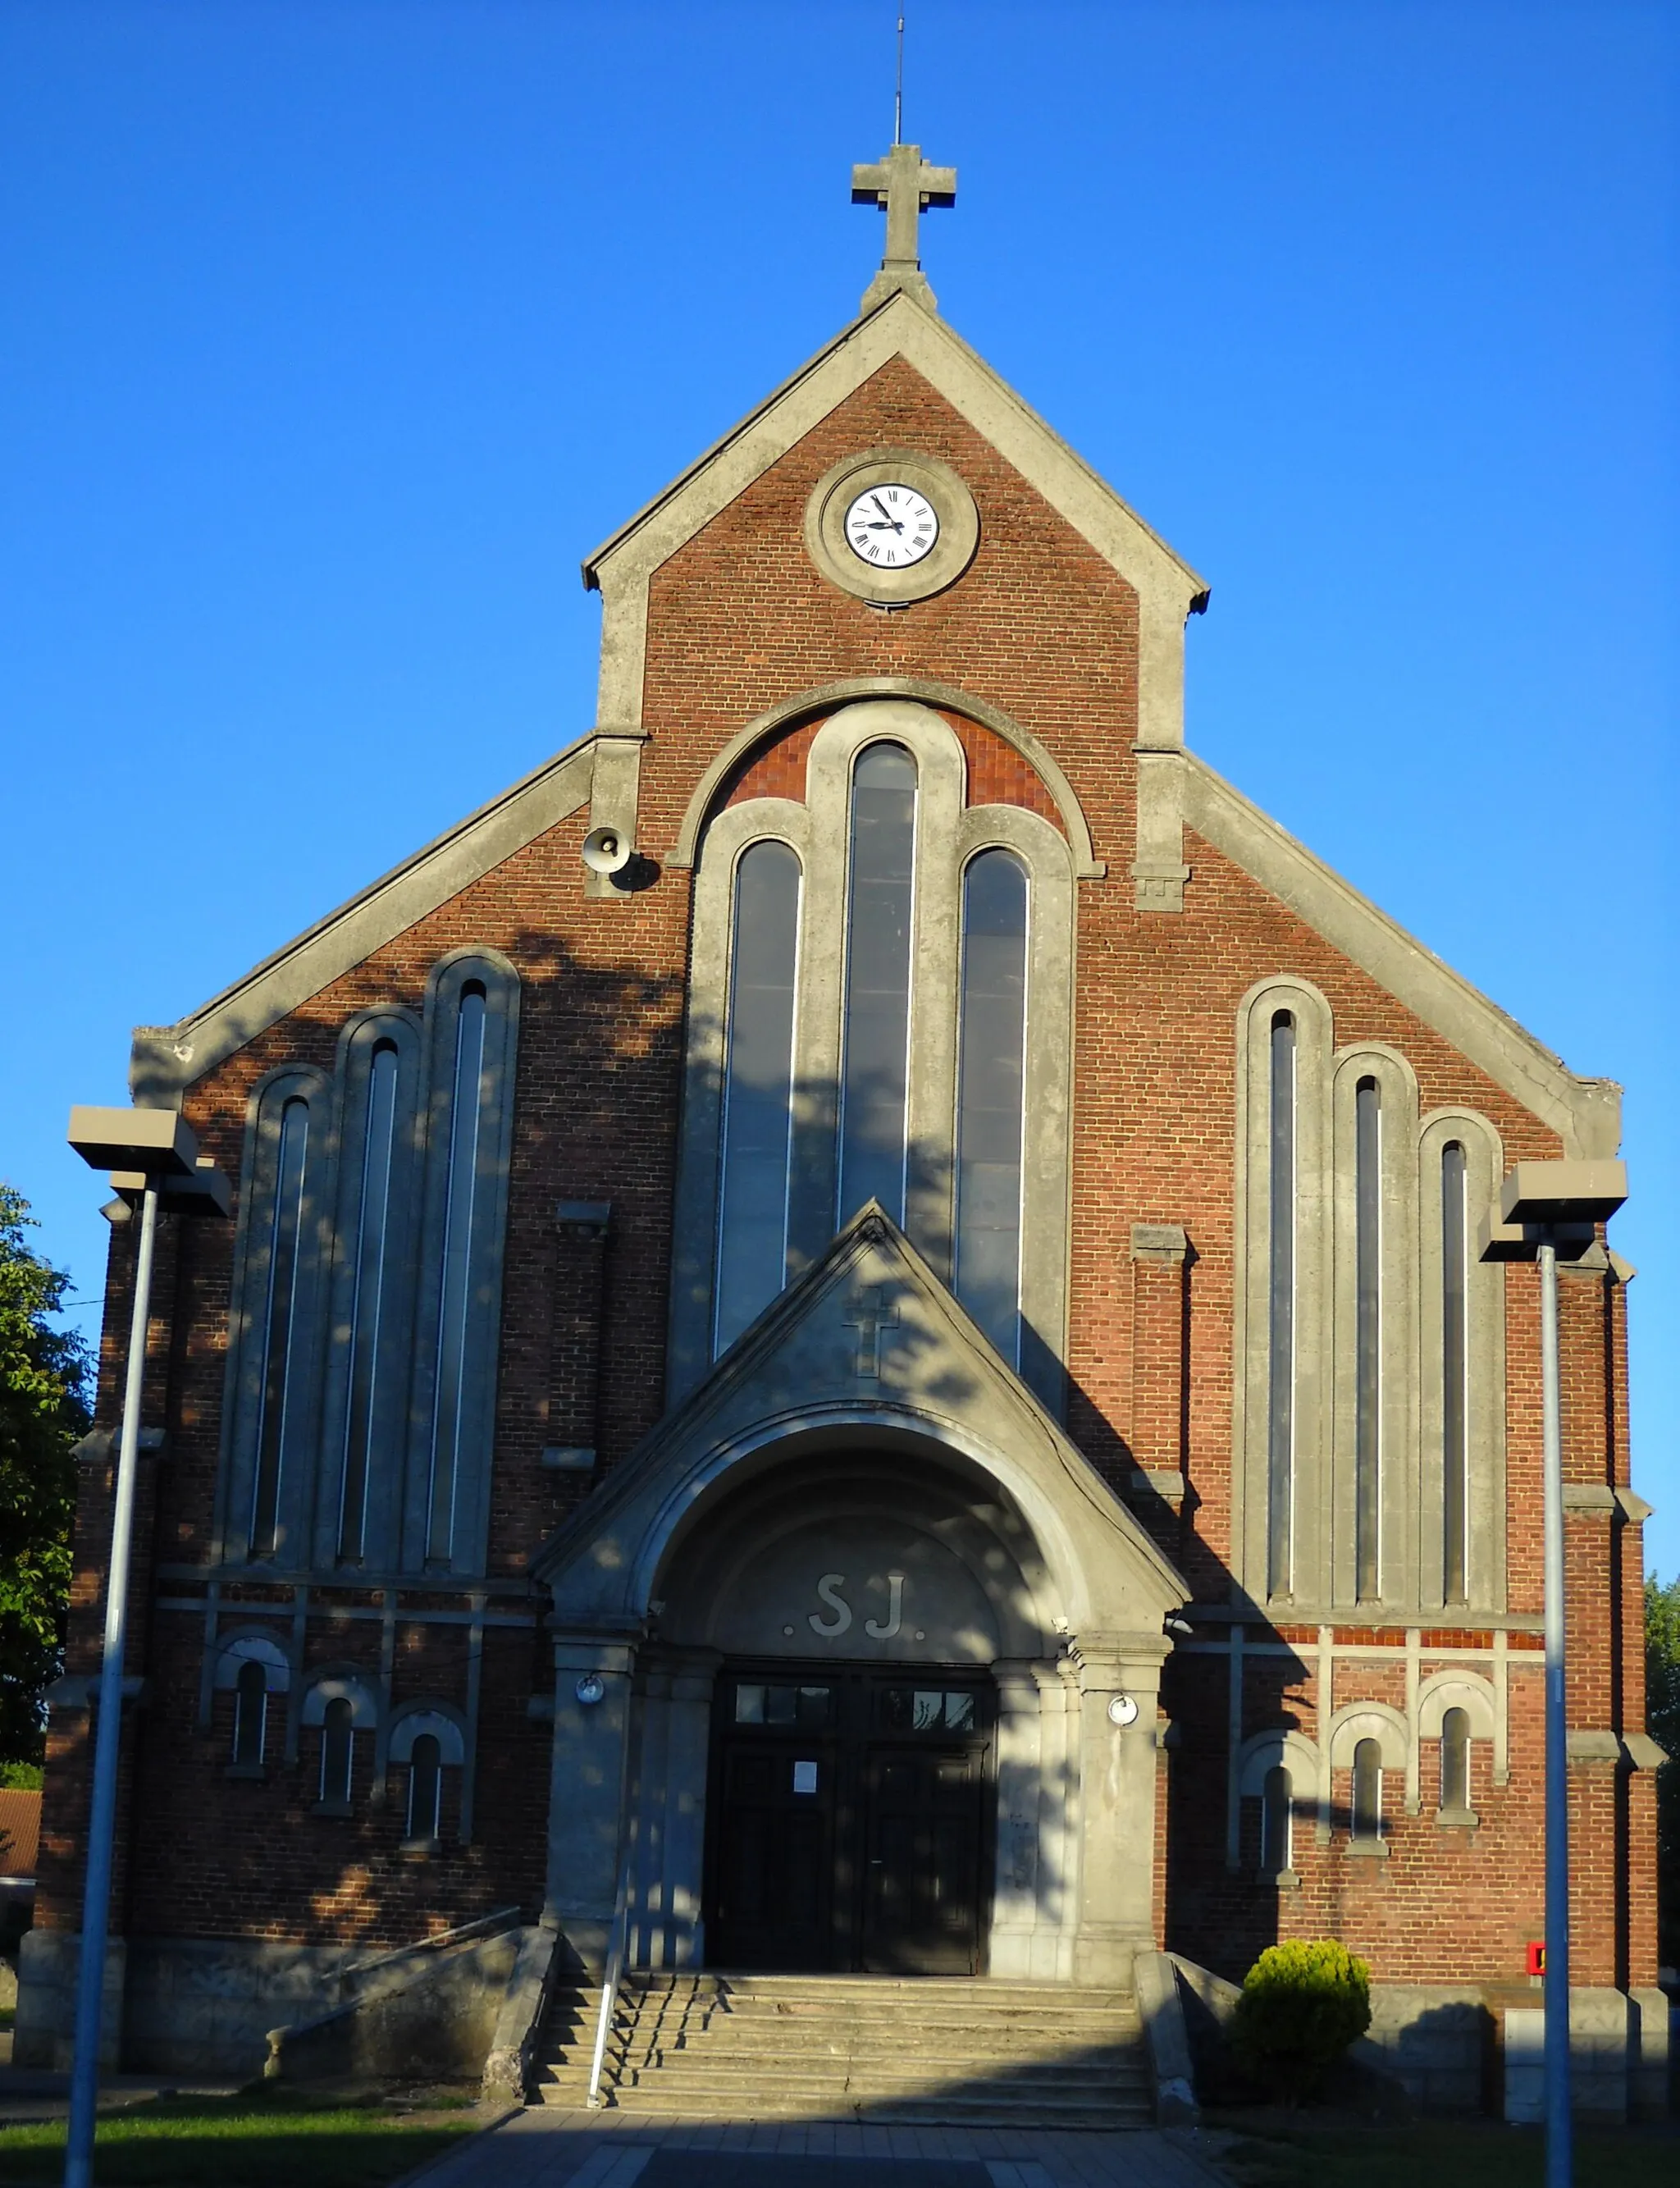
[1440, 1141, 1469, 1604]
[427, 984, 487, 1563]
[1439, 1706, 1471, 1815]
[672, 701, 1078, 1411]
[1354, 1076, 1382, 1599]
[232, 1659, 268, 1768]
[407, 1733, 443, 1843]
[319, 1696, 354, 1807]
[404, 953, 520, 1577]
[838, 743, 917, 1226]
[1351, 1738, 1383, 1842]
[955, 849, 1028, 1363]
[1267, 1013, 1296, 1596]
[250, 1095, 312, 1559]
[338, 1039, 401, 1562]
[1261, 1764, 1293, 1876]
[714, 841, 801, 1353]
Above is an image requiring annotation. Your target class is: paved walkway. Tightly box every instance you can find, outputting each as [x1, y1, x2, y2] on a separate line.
[408, 2108, 1234, 2188]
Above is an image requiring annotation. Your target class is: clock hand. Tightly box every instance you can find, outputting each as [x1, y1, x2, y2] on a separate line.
[870, 493, 895, 522]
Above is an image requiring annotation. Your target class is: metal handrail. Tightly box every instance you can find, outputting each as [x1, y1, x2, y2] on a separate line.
[585, 1847, 633, 2108]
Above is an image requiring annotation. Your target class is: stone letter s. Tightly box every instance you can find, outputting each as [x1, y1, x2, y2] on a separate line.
[809, 1573, 852, 1638]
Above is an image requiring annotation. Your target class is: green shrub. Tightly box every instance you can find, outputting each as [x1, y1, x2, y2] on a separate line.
[1231, 1939, 1372, 2103]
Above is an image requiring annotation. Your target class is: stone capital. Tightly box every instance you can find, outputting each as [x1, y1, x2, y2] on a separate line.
[1067, 1630, 1171, 1690]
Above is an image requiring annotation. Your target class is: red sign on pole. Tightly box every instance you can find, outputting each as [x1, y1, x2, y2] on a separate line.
[1525, 1939, 1546, 1976]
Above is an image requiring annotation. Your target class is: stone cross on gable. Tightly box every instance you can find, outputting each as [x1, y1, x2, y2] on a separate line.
[851, 143, 957, 312]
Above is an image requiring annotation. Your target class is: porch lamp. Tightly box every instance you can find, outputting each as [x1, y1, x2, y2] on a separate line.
[1478, 1157, 1628, 2188]
[61, 1107, 231, 2188]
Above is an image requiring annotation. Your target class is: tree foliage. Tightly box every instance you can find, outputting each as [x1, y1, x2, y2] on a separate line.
[0, 1185, 89, 1766]
[1232, 1939, 1373, 2103]
[1647, 1570, 1680, 1973]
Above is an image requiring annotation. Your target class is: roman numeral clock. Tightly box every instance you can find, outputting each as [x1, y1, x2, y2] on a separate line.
[845, 482, 939, 566]
[805, 447, 980, 605]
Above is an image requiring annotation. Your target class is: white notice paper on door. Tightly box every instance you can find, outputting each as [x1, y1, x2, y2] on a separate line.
[792, 1760, 818, 1794]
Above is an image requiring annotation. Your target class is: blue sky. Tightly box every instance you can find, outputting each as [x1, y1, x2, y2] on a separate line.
[2, 2, 1675, 1567]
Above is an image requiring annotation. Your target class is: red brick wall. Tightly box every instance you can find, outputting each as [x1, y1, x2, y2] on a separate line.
[39, 352, 1650, 1990]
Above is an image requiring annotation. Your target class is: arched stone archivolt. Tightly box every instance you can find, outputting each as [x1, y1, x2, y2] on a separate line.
[533, 1210, 1189, 1986]
[566, 1422, 1178, 1983]
[1417, 1669, 1497, 1740]
[667, 676, 1102, 877]
[1327, 1702, 1408, 1770]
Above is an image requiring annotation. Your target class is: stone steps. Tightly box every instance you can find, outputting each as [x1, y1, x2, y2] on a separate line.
[533, 1972, 1156, 2126]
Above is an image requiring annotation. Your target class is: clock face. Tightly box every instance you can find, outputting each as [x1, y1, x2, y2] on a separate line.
[843, 482, 940, 569]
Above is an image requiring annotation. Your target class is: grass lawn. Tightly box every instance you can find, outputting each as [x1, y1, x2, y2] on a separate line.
[0, 2085, 485, 2186]
[1216, 2117, 1680, 2188]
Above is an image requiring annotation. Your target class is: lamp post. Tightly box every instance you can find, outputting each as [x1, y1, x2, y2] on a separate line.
[1478, 1157, 1627, 2188]
[61, 1108, 231, 2188]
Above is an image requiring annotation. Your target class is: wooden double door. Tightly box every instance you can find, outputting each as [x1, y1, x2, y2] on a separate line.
[705, 1662, 994, 1975]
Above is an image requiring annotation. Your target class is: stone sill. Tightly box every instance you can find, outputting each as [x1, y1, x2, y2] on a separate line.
[312, 1801, 353, 1820]
[399, 1837, 443, 1861]
[1436, 1808, 1480, 1830]
[224, 1762, 267, 1782]
[1347, 1838, 1390, 1859]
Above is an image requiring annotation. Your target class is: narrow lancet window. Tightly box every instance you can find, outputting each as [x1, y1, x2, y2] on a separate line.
[1267, 1013, 1296, 1596]
[1351, 1738, 1383, 1841]
[838, 743, 917, 1226]
[1440, 1706, 1471, 1815]
[1441, 1141, 1469, 1604]
[407, 1733, 443, 1843]
[714, 842, 801, 1354]
[1354, 1076, 1382, 1600]
[320, 1697, 354, 1807]
[249, 1096, 310, 1560]
[338, 1039, 400, 1562]
[232, 1660, 267, 1768]
[426, 984, 487, 1564]
[955, 849, 1028, 1364]
[1261, 1765, 1293, 1876]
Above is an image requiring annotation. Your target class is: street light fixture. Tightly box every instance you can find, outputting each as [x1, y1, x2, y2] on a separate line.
[1479, 1157, 1628, 2188]
[61, 1108, 231, 2188]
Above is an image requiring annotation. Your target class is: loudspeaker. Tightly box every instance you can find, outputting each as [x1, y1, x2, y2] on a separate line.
[582, 824, 632, 876]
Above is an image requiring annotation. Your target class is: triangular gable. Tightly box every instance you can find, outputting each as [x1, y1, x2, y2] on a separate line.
[1178, 754, 1622, 1157]
[577, 292, 1617, 1154]
[129, 738, 597, 1107]
[533, 1202, 1188, 1634]
[581, 289, 1209, 757]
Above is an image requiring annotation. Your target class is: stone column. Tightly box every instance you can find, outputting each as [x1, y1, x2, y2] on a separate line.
[628, 1663, 672, 1970]
[1068, 1631, 1170, 1987]
[627, 1645, 719, 1970]
[988, 1660, 1046, 1978]
[543, 1630, 639, 1972]
[661, 1651, 720, 1969]
[1036, 1657, 1084, 1980]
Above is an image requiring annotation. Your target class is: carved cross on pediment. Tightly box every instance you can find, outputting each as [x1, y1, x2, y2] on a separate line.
[843, 1285, 902, 1378]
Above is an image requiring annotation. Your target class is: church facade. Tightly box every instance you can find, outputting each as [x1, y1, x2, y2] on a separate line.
[21, 150, 1665, 2105]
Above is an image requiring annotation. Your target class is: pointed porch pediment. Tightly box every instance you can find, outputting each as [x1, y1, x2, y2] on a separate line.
[533, 1204, 1188, 1642]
